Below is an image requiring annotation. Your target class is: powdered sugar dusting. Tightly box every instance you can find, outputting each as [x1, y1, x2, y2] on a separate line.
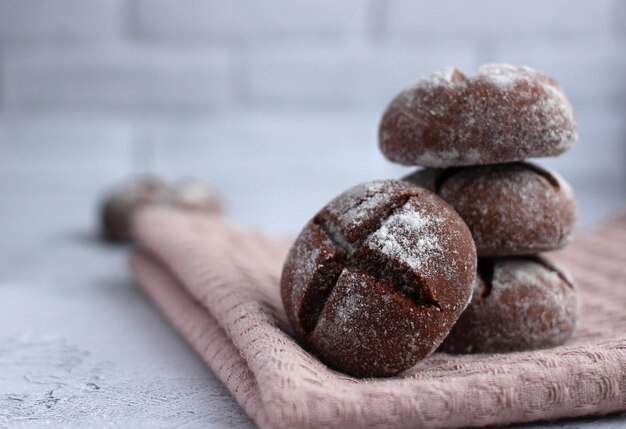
[294, 231, 323, 285]
[368, 204, 443, 272]
[442, 257, 579, 353]
[282, 180, 477, 375]
[427, 66, 463, 86]
[172, 179, 218, 205]
[491, 258, 578, 342]
[477, 63, 536, 88]
[326, 181, 388, 230]
[155, 178, 222, 213]
[285, 223, 339, 315]
[430, 163, 578, 256]
[334, 275, 367, 327]
[106, 176, 163, 206]
[379, 63, 577, 167]
[311, 267, 443, 376]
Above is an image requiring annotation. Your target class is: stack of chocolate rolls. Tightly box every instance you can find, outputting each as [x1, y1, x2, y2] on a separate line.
[379, 64, 580, 353]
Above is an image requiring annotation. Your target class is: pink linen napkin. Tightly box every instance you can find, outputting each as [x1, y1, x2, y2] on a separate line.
[130, 207, 626, 429]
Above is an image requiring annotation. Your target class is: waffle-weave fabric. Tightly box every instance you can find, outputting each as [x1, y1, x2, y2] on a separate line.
[131, 207, 626, 429]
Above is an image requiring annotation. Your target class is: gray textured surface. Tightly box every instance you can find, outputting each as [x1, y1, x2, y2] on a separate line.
[0, 206, 255, 428]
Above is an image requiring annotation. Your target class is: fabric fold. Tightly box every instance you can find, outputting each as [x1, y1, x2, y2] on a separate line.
[131, 207, 626, 429]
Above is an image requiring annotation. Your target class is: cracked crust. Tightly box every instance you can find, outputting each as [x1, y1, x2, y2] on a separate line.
[441, 255, 579, 354]
[281, 180, 477, 377]
[404, 162, 578, 256]
[379, 64, 577, 167]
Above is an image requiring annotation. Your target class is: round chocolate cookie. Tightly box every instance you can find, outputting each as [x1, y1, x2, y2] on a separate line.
[281, 180, 477, 377]
[404, 162, 578, 256]
[441, 255, 579, 354]
[379, 64, 577, 167]
[101, 176, 165, 242]
[101, 177, 223, 242]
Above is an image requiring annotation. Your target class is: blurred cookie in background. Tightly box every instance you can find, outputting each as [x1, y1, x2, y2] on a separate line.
[100, 176, 166, 242]
[100, 176, 223, 243]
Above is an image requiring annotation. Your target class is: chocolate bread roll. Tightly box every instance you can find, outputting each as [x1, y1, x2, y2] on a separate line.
[404, 162, 578, 256]
[281, 180, 477, 377]
[441, 255, 579, 354]
[379, 64, 577, 167]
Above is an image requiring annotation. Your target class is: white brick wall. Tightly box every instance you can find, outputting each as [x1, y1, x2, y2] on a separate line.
[2, 46, 234, 111]
[536, 104, 626, 182]
[0, 2, 622, 112]
[145, 112, 397, 231]
[385, 0, 613, 39]
[0, 118, 135, 205]
[613, 1, 626, 36]
[133, 0, 369, 41]
[0, 118, 133, 173]
[0, 0, 125, 40]
[487, 42, 626, 103]
[0, 0, 623, 232]
[244, 43, 478, 109]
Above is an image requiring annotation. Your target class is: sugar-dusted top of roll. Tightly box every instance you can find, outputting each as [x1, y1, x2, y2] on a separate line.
[379, 63, 577, 167]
